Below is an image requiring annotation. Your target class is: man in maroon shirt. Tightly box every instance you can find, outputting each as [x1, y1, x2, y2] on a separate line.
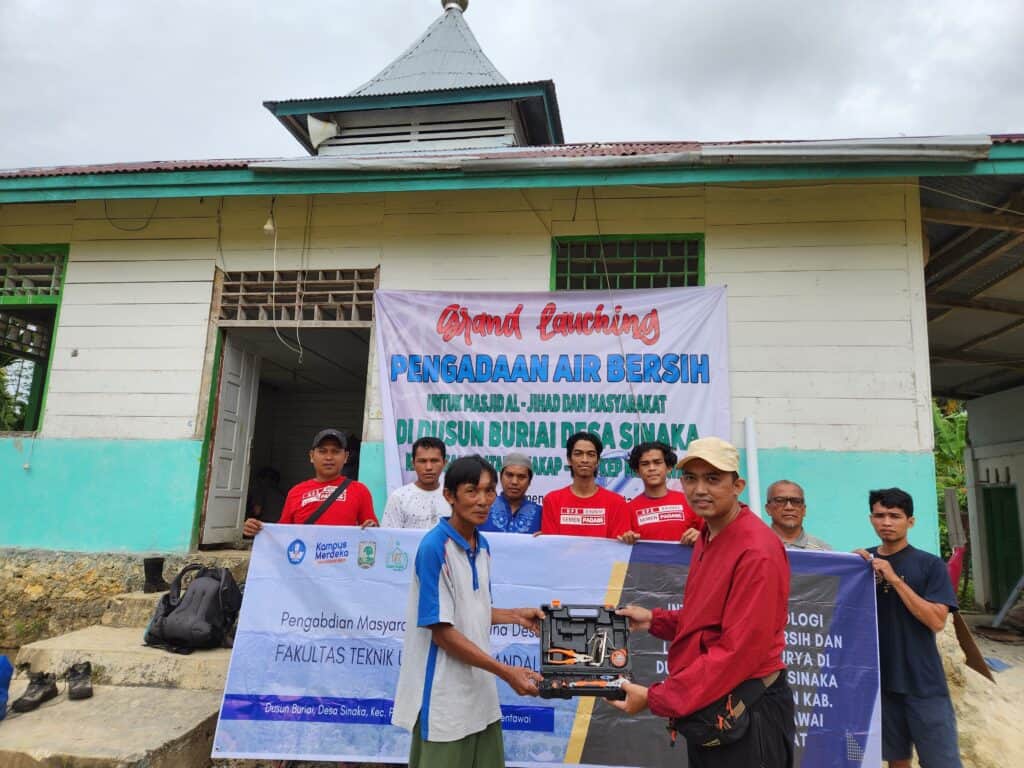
[612, 436, 793, 768]
[243, 428, 378, 535]
[540, 431, 628, 539]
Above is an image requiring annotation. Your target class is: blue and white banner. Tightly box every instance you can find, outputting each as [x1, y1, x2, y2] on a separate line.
[374, 288, 730, 500]
[212, 525, 880, 767]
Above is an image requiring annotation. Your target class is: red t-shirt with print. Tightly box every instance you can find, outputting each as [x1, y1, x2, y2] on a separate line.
[626, 489, 702, 541]
[279, 477, 377, 526]
[541, 486, 629, 539]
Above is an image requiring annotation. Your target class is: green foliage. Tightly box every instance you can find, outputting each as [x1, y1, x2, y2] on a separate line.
[933, 399, 971, 602]
[934, 399, 968, 491]
[0, 360, 23, 431]
[0, 353, 30, 431]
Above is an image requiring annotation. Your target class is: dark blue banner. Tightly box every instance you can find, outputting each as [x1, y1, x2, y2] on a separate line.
[575, 544, 880, 768]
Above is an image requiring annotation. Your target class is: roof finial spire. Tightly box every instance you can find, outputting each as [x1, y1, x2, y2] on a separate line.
[442, 0, 468, 12]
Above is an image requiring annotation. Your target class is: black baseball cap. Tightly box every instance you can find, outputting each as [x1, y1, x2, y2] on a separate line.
[311, 429, 348, 449]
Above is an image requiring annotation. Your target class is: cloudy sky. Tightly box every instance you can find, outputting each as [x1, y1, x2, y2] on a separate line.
[1, 0, 1021, 169]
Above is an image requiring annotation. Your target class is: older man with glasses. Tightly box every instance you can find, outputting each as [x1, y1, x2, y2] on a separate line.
[765, 480, 831, 551]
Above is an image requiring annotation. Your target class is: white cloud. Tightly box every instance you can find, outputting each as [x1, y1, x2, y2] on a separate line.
[1, 0, 1021, 168]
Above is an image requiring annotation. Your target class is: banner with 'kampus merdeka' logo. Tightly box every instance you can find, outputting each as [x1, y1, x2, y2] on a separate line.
[212, 527, 881, 766]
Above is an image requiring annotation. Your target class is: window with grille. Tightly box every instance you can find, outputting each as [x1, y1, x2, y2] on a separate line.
[0, 244, 67, 432]
[551, 236, 703, 291]
[217, 268, 377, 323]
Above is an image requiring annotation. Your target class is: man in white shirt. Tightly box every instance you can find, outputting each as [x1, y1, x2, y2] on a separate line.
[382, 437, 451, 529]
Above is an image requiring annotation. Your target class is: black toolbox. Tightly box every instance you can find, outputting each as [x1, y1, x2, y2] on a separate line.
[538, 602, 631, 700]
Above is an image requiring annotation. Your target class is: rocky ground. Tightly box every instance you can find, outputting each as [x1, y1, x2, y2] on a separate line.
[943, 617, 1024, 768]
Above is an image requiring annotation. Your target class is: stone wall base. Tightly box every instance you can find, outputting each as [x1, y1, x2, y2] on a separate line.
[0, 548, 250, 651]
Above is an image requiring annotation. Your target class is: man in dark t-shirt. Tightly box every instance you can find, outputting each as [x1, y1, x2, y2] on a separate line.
[855, 487, 961, 768]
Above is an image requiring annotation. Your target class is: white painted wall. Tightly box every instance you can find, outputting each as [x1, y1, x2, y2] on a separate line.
[41, 198, 217, 439]
[3, 181, 932, 456]
[967, 385, 1024, 447]
[705, 181, 933, 452]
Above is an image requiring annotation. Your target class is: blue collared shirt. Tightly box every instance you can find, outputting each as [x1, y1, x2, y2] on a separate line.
[480, 493, 542, 534]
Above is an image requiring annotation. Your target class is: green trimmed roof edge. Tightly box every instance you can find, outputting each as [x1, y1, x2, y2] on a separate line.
[3, 157, 1024, 204]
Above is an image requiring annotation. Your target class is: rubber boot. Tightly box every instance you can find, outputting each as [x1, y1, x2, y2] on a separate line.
[143, 557, 170, 593]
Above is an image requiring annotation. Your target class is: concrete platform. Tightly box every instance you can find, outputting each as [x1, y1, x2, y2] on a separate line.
[0, 684, 220, 768]
[101, 592, 162, 629]
[16, 626, 231, 692]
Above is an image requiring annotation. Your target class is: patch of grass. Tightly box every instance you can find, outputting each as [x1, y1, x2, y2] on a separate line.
[13, 617, 46, 641]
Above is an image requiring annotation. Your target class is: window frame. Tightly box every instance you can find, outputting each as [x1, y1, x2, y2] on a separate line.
[549, 234, 705, 291]
[0, 243, 69, 433]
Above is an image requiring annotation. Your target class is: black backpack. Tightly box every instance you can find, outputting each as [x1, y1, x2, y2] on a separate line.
[144, 564, 243, 654]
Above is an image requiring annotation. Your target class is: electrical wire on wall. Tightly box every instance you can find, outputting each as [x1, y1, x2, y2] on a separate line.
[627, 181, 1024, 217]
[103, 199, 159, 232]
[268, 196, 304, 362]
[292, 195, 315, 364]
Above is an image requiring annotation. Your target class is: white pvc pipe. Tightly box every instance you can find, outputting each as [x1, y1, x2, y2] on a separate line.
[744, 416, 764, 520]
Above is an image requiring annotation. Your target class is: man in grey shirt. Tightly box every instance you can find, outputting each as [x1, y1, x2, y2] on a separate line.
[765, 479, 832, 550]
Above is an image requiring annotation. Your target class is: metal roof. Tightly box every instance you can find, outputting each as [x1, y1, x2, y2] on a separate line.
[921, 173, 1024, 398]
[0, 158, 251, 179]
[0, 143, 700, 179]
[347, 3, 506, 98]
[0, 137, 999, 179]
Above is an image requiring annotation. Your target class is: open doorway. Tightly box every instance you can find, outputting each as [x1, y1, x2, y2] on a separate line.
[200, 327, 371, 545]
[199, 267, 377, 545]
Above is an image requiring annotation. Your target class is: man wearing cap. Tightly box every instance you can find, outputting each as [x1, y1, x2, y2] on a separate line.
[612, 437, 794, 768]
[480, 452, 542, 534]
[765, 479, 831, 551]
[242, 429, 378, 535]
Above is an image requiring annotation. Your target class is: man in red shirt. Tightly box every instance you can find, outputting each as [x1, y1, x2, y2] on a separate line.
[619, 441, 702, 546]
[541, 432, 628, 539]
[242, 428, 378, 535]
[612, 437, 793, 768]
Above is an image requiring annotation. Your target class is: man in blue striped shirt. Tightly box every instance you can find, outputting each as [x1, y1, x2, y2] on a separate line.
[392, 455, 544, 768]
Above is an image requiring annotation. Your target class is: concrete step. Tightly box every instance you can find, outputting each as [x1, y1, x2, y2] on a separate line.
[0, 682, 220, 768]
[101, 592, 163, 629]
[16, 626, 231, 692]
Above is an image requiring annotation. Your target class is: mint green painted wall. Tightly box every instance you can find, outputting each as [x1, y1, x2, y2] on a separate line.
[358, 441, 388, 522]
[744, 449, 939, 554]
[0, 438, 202, 552]
[357, 441, 939, 554]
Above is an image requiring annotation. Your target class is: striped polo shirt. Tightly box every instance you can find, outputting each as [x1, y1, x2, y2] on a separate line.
[391, 518, 499, 742]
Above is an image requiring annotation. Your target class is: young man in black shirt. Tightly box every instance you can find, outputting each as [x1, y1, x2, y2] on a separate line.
[855, 487, 961, 768]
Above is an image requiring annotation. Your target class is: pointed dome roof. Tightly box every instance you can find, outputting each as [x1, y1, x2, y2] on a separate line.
[348, 2, 507, 97]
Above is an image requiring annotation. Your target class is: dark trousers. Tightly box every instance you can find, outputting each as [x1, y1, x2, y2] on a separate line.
[687, 676, 795, 768]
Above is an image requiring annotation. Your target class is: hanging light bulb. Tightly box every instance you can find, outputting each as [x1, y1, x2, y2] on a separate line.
[263, 197, 277, 235]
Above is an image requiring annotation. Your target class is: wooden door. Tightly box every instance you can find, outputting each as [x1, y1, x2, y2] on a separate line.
[201, 333, 261, 544]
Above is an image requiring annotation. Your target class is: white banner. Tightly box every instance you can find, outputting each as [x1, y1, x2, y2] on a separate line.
[211, 525, 881, 766]
[374, 288, 731, 499]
